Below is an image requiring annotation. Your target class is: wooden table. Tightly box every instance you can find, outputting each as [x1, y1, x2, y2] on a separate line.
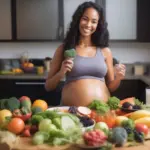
[1, 138, 150, 150]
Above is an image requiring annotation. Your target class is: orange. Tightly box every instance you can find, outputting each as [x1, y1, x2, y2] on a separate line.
[7, 118, 25, 134]
[32, 99, 48, 111]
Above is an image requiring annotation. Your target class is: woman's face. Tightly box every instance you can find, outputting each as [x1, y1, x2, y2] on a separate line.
[79, 7, 99, 37]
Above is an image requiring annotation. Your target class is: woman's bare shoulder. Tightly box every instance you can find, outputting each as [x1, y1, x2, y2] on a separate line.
[54, 44, 64, 57]
[101, 47, 111, 54]
[50, 44, 64, 67]
[100, 47, 112, 59]
[47, 44, 64, 78]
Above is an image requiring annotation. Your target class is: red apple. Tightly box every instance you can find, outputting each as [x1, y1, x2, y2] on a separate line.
[19, 96, 30, 102]
[135, 124, 149, 135]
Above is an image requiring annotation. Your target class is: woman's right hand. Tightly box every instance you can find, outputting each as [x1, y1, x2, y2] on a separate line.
[59, 59, 74, 76]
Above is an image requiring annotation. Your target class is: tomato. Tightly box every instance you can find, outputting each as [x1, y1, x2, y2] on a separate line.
[95, 115, 104, 123]
[135, 124, 149, 135]
[104, 111, 116, 128]
[90, 110, 97, 119]
[7, 118, 25, 134]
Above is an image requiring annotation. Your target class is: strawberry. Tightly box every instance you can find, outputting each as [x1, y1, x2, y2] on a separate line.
[22, 129, 31, 137]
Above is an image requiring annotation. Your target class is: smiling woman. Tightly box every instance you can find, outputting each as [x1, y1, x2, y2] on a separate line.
[45, 1, 126, 106]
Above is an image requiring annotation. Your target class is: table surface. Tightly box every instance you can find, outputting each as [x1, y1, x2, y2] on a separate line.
[0, 137, 149, 150]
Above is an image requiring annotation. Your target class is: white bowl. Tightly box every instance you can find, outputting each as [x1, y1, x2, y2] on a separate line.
[47, 106, 69, 112]
[82, 120, 95, 133]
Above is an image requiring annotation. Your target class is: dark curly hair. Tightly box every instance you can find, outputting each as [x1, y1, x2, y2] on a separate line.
[63, 1, 109, 51]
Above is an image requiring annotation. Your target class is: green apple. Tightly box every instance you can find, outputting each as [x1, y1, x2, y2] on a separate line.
[39, 118, 53, 132]
[94, 122, 109, 135]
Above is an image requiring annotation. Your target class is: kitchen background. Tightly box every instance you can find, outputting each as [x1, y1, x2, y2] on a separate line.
[0, 0, 150, 63]
[0, 0, 150, 106]
[0, 42, 150, 63]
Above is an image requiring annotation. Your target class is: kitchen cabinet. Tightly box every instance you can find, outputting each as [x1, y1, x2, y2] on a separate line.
[16, 0, 63, 40]
[137, 0, 150, 42]
[106, 0, 137, 40]
[0, 79, 63, 106]
[111, 79, 149, 104]
[0, 0, 12, 40]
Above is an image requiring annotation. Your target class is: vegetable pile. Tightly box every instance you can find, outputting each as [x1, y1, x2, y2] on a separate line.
[0, 95, 150, 149]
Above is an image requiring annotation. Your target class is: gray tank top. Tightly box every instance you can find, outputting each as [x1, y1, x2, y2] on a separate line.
[65, 48, 107, 84]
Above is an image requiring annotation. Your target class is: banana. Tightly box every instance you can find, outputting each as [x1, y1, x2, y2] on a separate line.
[135, 117, 150, 127]
[129, 110, 150, 120]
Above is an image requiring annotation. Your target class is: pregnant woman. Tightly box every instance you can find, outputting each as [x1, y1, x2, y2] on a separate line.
[45, 1, 126, 106]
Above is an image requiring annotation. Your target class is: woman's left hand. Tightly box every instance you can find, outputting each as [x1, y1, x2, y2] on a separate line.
[114, 64, 126, 80]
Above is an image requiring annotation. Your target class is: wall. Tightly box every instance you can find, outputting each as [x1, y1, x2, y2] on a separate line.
[0, 42, 149, 64]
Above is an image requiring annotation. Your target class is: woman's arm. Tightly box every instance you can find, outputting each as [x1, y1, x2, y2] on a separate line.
[45, 45, 74, 91]
[45, 45, 64, 91]
[102, 48, 126, 92]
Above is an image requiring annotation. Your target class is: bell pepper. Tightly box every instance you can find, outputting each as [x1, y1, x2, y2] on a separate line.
[13, 108, 32, 121]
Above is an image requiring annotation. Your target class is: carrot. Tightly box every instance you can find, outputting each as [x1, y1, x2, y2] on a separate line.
[115, 109, 133, 117]
[120, 97, 135, 105]
[123, 112, 133, 117]
[115, 109, 127, 116]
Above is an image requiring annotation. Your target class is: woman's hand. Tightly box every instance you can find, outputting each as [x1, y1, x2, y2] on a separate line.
[114, 64, 126, 80]
[59, 58, 74, 76]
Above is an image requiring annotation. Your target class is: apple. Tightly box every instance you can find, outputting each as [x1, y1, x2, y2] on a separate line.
[94, 122, 109, 135]
[19, 96, 30, 102]
[135, 124, 149, 135]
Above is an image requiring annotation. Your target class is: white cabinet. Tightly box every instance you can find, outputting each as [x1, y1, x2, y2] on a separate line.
[16, 0, 59, 40]
[0, 0, 12, 40]
[106, 0, 137, 40]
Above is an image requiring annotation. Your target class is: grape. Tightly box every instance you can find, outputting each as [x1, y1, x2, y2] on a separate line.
[124, 127, 133, 134]
[39, 119, 57, 132]
[79, 116, 94, 127]
[133, 105, 142, 110]
[134, 130, 144, 143]
[68, 106, 77, 114]
[122, 102, 133, 109]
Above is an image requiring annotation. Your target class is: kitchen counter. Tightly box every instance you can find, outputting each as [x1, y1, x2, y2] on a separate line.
[1, 137, 150, 150]
[0, 74, 149, 85]
[0, 74, 47, 80]
[125, 74, 150, 86]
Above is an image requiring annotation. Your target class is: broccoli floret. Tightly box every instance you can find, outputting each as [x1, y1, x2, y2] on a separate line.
[107, 96, 120, 110]
[5, 97, 20, 112]
[21, 106, 31, 115]
[64, 49, 76, 58]
[31, 115, 44, 125]
[0, 99, 7, 110]
[121, 119, 135, 130]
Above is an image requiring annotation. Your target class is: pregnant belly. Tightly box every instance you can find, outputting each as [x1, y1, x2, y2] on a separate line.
[62, 79, 110, 106]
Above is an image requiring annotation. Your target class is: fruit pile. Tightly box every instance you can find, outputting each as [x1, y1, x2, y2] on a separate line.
[0, 96, 150, 149]
[0, 96, 48, 137]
